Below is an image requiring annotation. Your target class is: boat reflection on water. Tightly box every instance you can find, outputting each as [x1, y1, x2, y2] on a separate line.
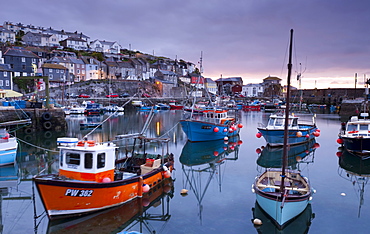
[256, 138, 319, 170]
[44, 178, 174, 234]
[180, 135, 241, 223]
[337, 148, 370, 217]
[252, 202, 314, 233]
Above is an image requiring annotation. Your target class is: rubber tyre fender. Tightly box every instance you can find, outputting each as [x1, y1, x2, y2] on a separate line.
[42, 112, 52, 121]
[43, 121, 52, 130]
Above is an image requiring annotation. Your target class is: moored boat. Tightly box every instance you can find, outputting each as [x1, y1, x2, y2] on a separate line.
[33, 135, 174, 219]
[337, 113, 370, 157]
[253, 29, 314, 229]
[256, 111, 319, 147]
[180, 109, 243, 142]
[0, 128, 18, 166]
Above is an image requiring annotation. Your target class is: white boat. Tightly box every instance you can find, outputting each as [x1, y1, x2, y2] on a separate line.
[252, 29, 313, 228]
[0, 128, 17, 166]
[65, 102, 86, 115]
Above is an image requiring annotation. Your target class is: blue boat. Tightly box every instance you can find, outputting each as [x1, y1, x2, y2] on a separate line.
[257, 111, 319, 147]
[0, 128, 18, 166]
[180, 109, 242, 142]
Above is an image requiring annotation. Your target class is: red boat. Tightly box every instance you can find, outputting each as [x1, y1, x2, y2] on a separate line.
[34, 135, 174, 219]
[169, 100, 184, 110]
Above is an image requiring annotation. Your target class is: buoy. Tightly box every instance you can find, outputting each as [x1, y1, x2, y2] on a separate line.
[316, 129, 321, 132]
[213, 127, 219, 132]
[336, 151, 342, 157]
[163, 165, 169, 171]
[313, 143, 320, 148]
[256, 148, 261, 154]
[256, 132, 262, 138]
[296, 156, 302, 162]
[253, 218, 262, 225]
[296, 131, 302, 137]
[337, 138, 343, 144]
[340, 192, 346, 196]
[223, 128, 228, 132]
[229, 128, 234, 133]
[213, 151, 219, 156]
[313, 131, 320, 137]
[164, 170, 171, 178]
[237, 140, 243, 145]
[142, 184, 150, 193]
[181, 189, 188, 196]
[305, 134, 310, 138]
[223, 147, 227, 150]
[237, 123, 243, 128]
[224, 136, 229, 141]
[102, 177, 111, 183]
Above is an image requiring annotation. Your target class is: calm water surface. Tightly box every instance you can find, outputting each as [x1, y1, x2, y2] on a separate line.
[4, 109, 370, 233]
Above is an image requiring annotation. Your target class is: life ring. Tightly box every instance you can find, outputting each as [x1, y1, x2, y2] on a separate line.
[42, 112, 52, 121]
[43, 121, 52, 130]
[24, 128, 33, 134]
[44, 131, 52, 138]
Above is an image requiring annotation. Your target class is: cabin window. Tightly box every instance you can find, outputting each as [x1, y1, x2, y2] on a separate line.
[66, 152, 80, 165]
[97, 153, 105, 168]
[60, 153, 63, 167]
[292, 118, 298, 127]
[275, 118, 284, 126]
[359, 124, 368, 131]
[84, 153, 93, 169]
[347, 124, 357, 131]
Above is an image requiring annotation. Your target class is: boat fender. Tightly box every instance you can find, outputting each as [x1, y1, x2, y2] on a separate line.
[43, 121, 52, 130]
[164, 170, 171, 178]
[253, 218, 262, 226]
[42, 112, 52, 121]
[163, 165, 169, 171]
[142, 184, 150, 193]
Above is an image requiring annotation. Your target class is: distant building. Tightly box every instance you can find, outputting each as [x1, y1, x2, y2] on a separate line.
[204, 78, 217, 95]
[0, 64, 13, 90]
[242, 83, 264, 97]
[0, 26, 16, 43]
[22, 32, 59, 47]
[90, 40, 121, 54]
[215, 77, 243, 95]
[41, 63, 68, 88]
[3, 47, 40, 77]
[60, 37, 88, 51]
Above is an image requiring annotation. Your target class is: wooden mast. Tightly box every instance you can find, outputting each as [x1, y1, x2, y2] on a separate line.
[280, 29, 294, 195]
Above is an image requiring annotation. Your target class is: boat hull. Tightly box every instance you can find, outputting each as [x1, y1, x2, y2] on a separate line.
[34, 163, 172, 219]
[0, 137, 17, 166]
[341, 136, 370, 156]
[257, 125, 317, 146]
[180, 120, 239, 142]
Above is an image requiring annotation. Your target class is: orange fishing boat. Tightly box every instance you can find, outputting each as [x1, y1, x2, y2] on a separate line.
[33, 134, 174, 219]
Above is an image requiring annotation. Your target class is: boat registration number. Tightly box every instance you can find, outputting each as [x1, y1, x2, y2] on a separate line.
[201, 125, 212, 129]
[65, 189, 94, 197]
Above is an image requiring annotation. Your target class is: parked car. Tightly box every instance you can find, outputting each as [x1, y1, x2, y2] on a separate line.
[78, 94, 90, 98]
[66, 93, 78, 99]
[142, 93, 151, 98]
[106, 93, 119, 98]
[120, 93, 130, 98]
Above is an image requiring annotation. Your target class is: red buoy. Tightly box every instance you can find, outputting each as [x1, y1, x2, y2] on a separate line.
[337, 138, 343, 144]
[213, 127, 219, 132]
[256, 132, 262, 138]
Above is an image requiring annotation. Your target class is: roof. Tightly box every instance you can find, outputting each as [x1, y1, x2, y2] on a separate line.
[204, 78, 216, 83]
[0, 64, 12, 72]
[215, 77, 243, 82]
[3, 47, 40, 58]
[42, 63, 67, 69]
[263, 76, 281, 81]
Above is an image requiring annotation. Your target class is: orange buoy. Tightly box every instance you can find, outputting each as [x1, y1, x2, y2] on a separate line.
[296, 131, 302, 137]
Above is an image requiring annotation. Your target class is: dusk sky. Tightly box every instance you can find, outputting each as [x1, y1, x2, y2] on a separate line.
[3, 0, 370, 89]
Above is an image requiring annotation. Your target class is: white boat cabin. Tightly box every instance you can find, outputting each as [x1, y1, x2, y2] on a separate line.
[203, 109, 235, 125]
[266, 114, 299, 130]
[57, 137, 117, 182]
[345, 114, 370, 137]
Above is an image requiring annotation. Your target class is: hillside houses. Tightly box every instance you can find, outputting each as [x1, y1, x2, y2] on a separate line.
[0, 20, 281, 98]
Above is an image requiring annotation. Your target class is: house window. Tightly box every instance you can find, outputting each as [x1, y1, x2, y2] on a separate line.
[21, 57, 26, 62]
[22, 65, 26, 70]
[32, 58, 36, 63]
[77, 69, 80, 74]
[77, 64, 80, 68]
[61, 70, 64, 73]
[5, 80, 9, 86]
[49, 74, 53, 79]
[56, 69, 59, 73]
[4, 72, 7, 77]
[0, 80, 3, 86]
[49, 69, 52, 73]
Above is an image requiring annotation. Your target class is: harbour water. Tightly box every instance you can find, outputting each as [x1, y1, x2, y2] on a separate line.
[3, 109, 370, 233]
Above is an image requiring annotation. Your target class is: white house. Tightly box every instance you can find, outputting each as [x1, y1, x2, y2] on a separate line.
[0, 27, 16, 43]
[90, 40, 121, 54]
[242, 83, 264, 97]
[60, 37, 88, 51]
